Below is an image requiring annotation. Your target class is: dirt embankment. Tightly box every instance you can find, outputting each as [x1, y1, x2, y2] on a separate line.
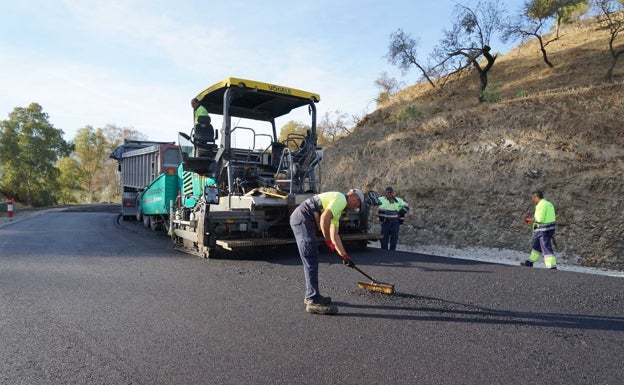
[321, 17, 624, 270]
[323, 83, 624, 270]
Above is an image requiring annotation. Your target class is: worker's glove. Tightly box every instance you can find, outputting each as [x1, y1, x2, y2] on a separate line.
[524, 216, 533, 223]
[324, 239, 336, 252]
[340, 253, 355, 268]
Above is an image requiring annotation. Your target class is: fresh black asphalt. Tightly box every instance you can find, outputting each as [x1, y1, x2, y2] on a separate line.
[0, 205, 622, 384]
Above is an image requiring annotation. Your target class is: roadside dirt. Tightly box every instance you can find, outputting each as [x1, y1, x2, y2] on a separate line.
[321, 19, 624, 271]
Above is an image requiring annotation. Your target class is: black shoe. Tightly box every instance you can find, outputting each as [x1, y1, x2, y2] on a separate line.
[520, 260, 534, 267]
[550, 267, 557, 270]
[306, 303, 338, 315]
[304, 295, 332, 306]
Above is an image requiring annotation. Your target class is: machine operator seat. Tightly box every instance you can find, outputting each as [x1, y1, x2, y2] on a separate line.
[193, 115, 217, 157]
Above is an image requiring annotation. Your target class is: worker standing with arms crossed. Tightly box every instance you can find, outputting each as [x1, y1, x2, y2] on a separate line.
[290, 189, 365, 315]
[521, 190, 558, 270]
[377, 186, 409, 251]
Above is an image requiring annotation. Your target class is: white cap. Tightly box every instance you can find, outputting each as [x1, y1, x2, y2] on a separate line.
[351, 188, 365, 207]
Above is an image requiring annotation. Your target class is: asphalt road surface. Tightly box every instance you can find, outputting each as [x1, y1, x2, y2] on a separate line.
[1, 205, 623, 385]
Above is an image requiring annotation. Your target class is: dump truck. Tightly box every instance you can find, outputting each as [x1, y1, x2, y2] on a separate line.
[115, 77, 381, 258]
[110, 140, 181, 227]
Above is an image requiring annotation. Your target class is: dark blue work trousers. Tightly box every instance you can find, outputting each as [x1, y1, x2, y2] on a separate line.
[290, 202, 322, 301]
[532, 229, 555, 256]
[381, 220, 400, 250]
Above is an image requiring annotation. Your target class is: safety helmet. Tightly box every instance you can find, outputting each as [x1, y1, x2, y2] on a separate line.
[351, 188, 365, 206]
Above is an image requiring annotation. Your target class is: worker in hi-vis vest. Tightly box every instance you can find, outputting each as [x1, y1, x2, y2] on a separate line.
[191, 98, 209, 124]
[290, 189, 364, 315]
[377, 186, 409, 251]
[521, 190, 557, 270]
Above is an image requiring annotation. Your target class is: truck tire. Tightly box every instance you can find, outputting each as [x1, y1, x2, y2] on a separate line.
[136, 199, 143, 222]
[143, 214, 150, 228]
[149, 216, 161, 231]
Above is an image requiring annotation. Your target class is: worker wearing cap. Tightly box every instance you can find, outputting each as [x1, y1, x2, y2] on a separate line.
[521, 190, 557, 270]
[290, 189, 365, 315]
[377, 186, 409, 251]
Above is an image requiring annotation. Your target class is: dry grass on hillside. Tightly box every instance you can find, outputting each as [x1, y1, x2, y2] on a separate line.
[377, 18, 621, 119]
[322, 16, 624, 270]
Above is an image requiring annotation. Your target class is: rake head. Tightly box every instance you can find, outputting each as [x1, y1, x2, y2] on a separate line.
[357, 281, 395, 295]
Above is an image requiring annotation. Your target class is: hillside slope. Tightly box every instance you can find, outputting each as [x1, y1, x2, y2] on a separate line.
[321, 18, 624, 270]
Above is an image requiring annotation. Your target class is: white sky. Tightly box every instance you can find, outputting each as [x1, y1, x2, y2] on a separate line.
[0, 0, 524, 143]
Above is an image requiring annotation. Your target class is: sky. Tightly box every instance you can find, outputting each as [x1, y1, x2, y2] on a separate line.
[0, 0, 525, 143]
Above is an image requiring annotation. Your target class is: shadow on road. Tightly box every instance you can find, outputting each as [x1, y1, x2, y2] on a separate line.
[239, 245, 497, 271]
[334, 293, 624, 332]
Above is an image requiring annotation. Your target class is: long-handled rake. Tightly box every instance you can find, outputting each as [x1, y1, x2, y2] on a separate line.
[330, 246, 395, 295]
[352, 264, 395, 295]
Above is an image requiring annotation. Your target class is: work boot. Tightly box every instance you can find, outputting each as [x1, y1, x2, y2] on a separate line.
[306, 303, 338, 315]
[304, 295, 332, 306]
[520, 260, 534, 267]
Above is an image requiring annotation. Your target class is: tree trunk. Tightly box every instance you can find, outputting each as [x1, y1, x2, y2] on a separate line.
[537, 36, 554, 68]
[478, 71, 488, 103]
[606, 50, 624, 82]
[415, 63, 436, 88]
[476, 46, 496, 103]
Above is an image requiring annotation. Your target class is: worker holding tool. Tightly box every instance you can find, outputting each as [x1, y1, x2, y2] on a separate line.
[289, 189, 365, 315]
[377, 186, 409, 250]
[521, 190, 557, 270]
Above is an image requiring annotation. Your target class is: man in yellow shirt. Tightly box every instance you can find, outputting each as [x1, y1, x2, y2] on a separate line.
[521, 190, 557, 270]
[191, 98, 209, 124]
[289, 189, 365, 315]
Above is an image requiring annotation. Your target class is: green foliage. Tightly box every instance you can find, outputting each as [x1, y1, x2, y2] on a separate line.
[0, 103, 72, 206]
[317, 110, 351, 144]
[279, 115, 348, 148]
[558, 0, 590, 24]
[56, 157, 83, 204]
[528, 0, 555, 19]
[73, 126, 109, 203]
[399, 105, 421, 120]
[516, 88, 530, 98]
[388, 102, 421, 123]
[482, 83, 503, 103]
[57, 124, 136, 204]
[278, 120, 310, 150]
[528, 0, 589, 21]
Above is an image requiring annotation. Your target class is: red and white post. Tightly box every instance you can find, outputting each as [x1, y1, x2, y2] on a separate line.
[7, 198, 13, 219]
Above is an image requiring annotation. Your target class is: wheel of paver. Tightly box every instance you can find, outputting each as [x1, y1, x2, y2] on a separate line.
[142, 214, 150, 228]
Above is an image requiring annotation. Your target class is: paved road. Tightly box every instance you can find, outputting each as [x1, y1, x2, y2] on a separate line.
[1, 205, 623, 384]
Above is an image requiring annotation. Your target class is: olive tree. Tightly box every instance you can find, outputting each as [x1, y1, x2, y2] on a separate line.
[432, 0, 507, 102]
[386, 29, 437, 88]
[503, 0, 590, 67]
[593, 0, 624, 81]
[374, 72, 402, 104]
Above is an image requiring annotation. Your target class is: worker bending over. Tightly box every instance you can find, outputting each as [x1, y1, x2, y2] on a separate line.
[290, 189, 364, 315]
